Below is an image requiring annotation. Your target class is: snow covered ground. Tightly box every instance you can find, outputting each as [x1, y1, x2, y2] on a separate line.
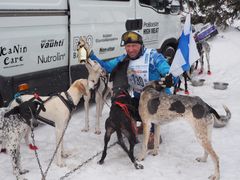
[1, 26, 240, 180]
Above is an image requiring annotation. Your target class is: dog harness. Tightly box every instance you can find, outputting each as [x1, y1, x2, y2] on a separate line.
[114, 92, 138, 136]
[14, 91, 76, 127]
[94, 74, 109, 98]
[56, 92, 76, 113]
[36, 92, 76, 127]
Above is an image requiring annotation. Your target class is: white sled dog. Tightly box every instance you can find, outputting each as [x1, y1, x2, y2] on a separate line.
[77, 37, 112, 134]
[10, 78, 90, 167]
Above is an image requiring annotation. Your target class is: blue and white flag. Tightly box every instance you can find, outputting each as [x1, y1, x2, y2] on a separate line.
[169, 14, 200, 77]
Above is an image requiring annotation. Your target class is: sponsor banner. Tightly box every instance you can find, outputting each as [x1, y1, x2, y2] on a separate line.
[72, 33, 118, 61]
[0, 36, 67, 76]
[142, 21, 159, 43]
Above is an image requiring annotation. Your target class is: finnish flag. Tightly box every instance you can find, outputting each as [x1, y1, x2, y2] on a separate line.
[169, 13, 200, 77]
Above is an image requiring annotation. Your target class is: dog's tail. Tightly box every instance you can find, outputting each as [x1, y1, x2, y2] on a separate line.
[209, 104, 231, 128]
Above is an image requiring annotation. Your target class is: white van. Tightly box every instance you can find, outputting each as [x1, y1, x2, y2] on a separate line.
[0, 0, 182, 106]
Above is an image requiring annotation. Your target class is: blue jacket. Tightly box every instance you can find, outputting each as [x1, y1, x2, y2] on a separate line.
[90, 48, 172, 98]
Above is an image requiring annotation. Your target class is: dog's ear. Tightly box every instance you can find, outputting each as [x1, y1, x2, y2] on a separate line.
[18, 101, 34, 120]
[155, 81, 165, 91]
[143, 81, 164, 92]
[143, 81, 159, 91]
[4, 106, 20, 118]
[39, 103, 46, 112]
[34, 101, 46, 112]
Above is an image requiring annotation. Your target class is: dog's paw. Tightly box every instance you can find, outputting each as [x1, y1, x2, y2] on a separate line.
[208, 174, 219, 180]
[61, 151, 71, 158]
[134, 162, 144, 169]
[97, 160, 104, 165]
[0, 148, 7, 153]
[149, 149, 158, 156]
[94, 130, 101, 135]
[81, 127, 89, 132]
[20, 169, 29, 175]
[137, 154, 146, 161]
[196, 156, 207, 162]
[56, 161, 66, 167]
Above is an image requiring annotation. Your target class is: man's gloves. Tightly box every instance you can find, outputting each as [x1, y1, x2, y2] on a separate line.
[77, 37, 92, 62]
[159, 73, 174, 88]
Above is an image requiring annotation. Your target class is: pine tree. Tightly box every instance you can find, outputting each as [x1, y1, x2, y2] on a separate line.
[190, 0, 240, 28]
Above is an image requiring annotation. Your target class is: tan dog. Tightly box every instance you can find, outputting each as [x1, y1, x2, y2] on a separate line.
[138, 81, 231, 180]
[10, 78, 90, 167]
[77, 37, 112, 134]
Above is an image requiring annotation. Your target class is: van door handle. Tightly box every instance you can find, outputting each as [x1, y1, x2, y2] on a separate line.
[125, 19, 143, 31]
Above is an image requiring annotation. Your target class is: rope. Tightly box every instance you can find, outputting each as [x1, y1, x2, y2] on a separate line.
[42, 114, 72, 180]
[31, 114, 72, 180]
[59, 141, 118, 180]
[30, 128, 45, 180]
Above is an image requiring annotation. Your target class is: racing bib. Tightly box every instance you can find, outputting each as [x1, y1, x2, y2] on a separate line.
[127, 49, 151, 93]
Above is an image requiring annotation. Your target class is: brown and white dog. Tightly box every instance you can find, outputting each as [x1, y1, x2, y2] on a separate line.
[137, 81, 231, 180]
[10, 78, 90, 167]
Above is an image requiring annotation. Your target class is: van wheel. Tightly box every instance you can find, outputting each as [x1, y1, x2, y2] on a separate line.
[162, 46, 176, 65]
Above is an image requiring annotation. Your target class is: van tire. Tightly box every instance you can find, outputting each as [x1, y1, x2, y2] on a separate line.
[162, 46, 176, 64]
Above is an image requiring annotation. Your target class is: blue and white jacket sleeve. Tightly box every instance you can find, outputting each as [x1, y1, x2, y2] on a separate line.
[152, 51, 170, 77]
[151, 51, 173, 94]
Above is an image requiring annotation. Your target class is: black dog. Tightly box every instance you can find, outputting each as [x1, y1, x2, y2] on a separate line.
[98, 89, 143, 169]
[173, 71, 191, 95]
[167, 57, 191, 95]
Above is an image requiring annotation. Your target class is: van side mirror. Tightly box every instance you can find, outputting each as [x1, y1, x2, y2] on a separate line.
[170, 0, 181, 14]
[154, 0, 180, 14]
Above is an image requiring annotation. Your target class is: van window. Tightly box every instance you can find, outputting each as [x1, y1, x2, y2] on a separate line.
[100, 0, 129, 1]
[140, 0, 169, 9]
